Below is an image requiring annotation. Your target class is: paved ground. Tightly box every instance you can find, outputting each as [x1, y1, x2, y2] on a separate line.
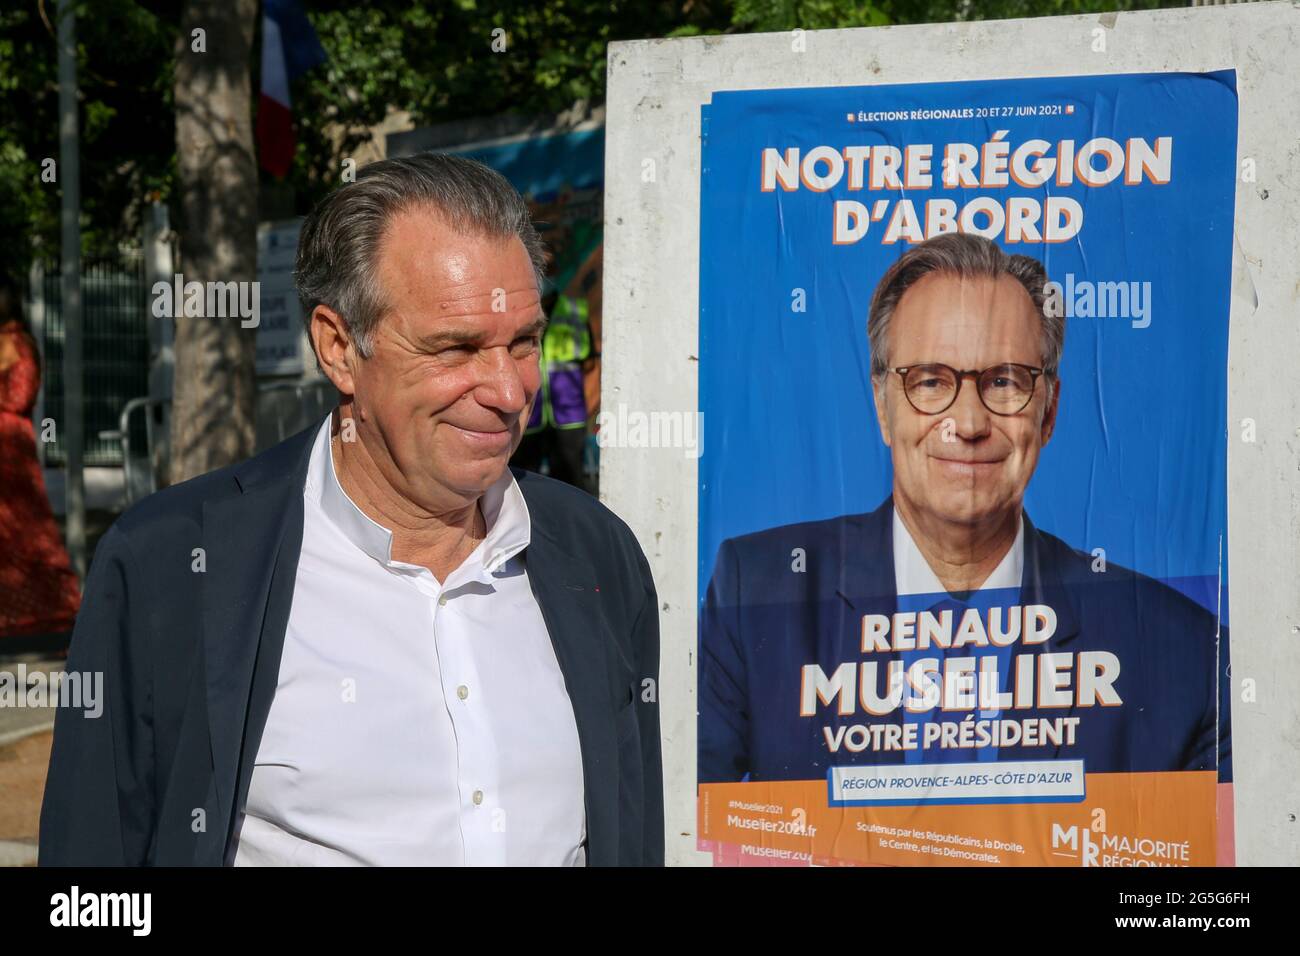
[0, 656, 62, 742]
[0, 655, 65, 867]
[0, 729, 51, 866]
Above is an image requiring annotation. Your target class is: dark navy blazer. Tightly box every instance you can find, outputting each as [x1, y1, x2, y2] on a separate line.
[40, 416, 663, 866]
[699, 497, 1231, 784]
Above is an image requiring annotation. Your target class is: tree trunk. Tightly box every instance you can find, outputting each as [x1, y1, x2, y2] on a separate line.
[169, 0, 259, 484]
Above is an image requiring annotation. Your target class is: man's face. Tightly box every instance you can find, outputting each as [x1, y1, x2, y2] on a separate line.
[344, 205, 544, 510]
[872, 271, 1059, 532]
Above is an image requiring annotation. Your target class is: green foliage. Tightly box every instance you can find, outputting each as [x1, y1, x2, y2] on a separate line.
[0, 0, 173, 277]
[285, 1, 734, 209]
[286, 0, 1178, 212]
[0, 0, 1186, 267]
[732, 0, 889, 32]
[732, 0, 1177, 31]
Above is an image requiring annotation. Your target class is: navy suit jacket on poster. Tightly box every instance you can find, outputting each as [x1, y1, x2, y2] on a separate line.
[698, 497, 1231, 785]
[39, 416, 664, 866]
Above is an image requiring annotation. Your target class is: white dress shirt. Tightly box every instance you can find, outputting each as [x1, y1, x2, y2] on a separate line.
[232, 418, 587, 866]
[892, 507, 1024, 598]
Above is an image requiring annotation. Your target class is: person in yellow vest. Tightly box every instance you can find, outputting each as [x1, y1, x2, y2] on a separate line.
[512, 293, 594, 488]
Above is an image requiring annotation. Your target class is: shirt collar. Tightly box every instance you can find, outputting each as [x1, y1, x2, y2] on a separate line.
[892, 506, 1024, 598]
[309, 416, 531, 577]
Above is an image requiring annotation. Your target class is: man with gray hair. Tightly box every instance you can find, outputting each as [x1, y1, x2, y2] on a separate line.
[41, 154, 663, 866]
[699, 232, 1230, 788]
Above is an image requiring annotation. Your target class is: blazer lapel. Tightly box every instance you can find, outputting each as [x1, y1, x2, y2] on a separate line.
[201, 420, 319, 854]
[1020, 513, 1084, 759]
[1020, 513, 1082, 648]
[836, 496, 898, 614]
[521, 520, 618, 867]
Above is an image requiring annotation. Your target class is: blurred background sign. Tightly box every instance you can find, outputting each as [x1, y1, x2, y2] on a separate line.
[256, 219, 308, 377]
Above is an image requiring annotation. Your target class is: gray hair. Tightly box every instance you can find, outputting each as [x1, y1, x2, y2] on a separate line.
[867, 232, 1063, 377]
[295, 153, 546, 358]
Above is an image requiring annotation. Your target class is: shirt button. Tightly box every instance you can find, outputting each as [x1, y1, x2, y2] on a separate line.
[438, 595, 448, 607]
[457, 685, 469, 700]
[472, 790, 484, 806]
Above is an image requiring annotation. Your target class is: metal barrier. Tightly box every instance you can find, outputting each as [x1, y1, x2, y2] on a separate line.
[96, 396, 166, 506]
[31, 256, 150, 467]
[255, 379, 336, 451]
[99, 379, 335, 507]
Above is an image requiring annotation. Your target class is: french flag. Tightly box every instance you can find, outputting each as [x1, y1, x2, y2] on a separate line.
[257, 0, 326, 178]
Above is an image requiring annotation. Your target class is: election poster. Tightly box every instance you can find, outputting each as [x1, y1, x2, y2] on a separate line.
[696, 71, 1236, 867]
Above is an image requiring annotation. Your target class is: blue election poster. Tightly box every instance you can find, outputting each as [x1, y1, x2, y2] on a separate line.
[696, 71, 1237, 867]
